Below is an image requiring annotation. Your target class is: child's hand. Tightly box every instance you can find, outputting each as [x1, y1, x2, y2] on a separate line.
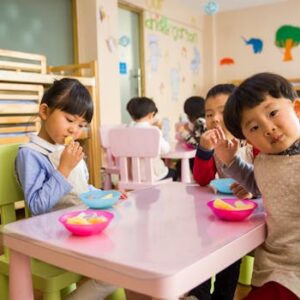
[230, 182, 253, 199]
[215, 138, 239, 166]
[58, 142, 84, 178]
[199, 126, 225, 150]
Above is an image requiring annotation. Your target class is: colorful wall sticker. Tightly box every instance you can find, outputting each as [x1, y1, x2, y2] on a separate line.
[170, 68, 180, 101]
[148, 34, 161, 72]
[275, 25, 300, 61]
[190, 47, 200, 73]
[219, 57, 235, 65]
[119, 35, 130, 47]
[242, 37, 263, 54]
[119, 62, 127, 74]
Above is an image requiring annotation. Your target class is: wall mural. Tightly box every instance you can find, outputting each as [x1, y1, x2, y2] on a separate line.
[170, 68, 180, 101]
[148, 34, 161, 72]
[190, 47, 200, 72]
[143, 7, 201, 111]
[144, 15, 198, 43]
[242, 36, 263, 54]
[275, 25, 300, 61]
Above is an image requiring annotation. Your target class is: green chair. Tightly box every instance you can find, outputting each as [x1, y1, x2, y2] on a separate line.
[238, 255, 254, 286]
[0, 143, 82, 300]
[107, 288, 127, 300]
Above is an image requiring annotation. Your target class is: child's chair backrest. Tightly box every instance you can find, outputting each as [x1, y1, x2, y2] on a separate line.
[109, 126, 172, 190]
[0, 143, 23, 225]
[99, 125, 121, 170]
[99, 125, 122, 189]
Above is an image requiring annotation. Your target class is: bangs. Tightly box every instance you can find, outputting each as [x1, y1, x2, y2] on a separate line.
[52, 80, 93, 123]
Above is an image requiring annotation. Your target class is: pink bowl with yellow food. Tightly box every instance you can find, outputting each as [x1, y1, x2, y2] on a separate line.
[207, 198, 257, 221]
[59, 210, 114, 236]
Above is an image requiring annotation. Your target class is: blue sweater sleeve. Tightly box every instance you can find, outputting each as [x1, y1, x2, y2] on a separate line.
[16, 148, 72, 215]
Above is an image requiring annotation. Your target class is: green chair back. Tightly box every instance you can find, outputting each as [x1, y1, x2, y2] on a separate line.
[0, 143, 24, 225]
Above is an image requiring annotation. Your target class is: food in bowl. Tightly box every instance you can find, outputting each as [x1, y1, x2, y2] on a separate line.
[213, 198, 255, 210]
[207, 198, 257, 221]
[66, 212, 108, 225]
[59, 210, 114, 236]
[79, 190, 121, 209]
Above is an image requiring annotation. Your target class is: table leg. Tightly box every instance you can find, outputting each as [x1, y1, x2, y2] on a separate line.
[181, 158, 191, 183]
[9, 249, 33, 300]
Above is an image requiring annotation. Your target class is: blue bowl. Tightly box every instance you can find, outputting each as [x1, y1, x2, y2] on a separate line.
[79, 190, 121, 209]
[210, 178, 235, 194]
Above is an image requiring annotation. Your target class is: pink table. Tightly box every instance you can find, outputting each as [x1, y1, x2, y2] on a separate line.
[161, 143, 196, 183]
[3, 182, 266, 300]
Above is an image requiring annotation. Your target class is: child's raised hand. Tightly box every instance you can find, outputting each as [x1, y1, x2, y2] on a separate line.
[199, 126, 225, 150]
[215, 138, 239, 166]
[58, 141, 84, 178]
[230, 182, 253, 199]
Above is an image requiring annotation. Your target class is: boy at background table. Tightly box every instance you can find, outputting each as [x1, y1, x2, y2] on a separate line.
[127, 96, 178, 181]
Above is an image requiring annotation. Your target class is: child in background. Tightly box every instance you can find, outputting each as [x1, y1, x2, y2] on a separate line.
[15, 78, 119, 300]
[193, 84, 254, 188]
[217, 72, 300, 300]
[176, 96, 206, 149]
[175, 96, 206, 177]
[126, 97, 178, 181]
[189, 84, 254, 300]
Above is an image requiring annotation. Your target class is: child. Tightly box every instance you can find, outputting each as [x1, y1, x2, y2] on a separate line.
[15, 78, 118, 300]
[218, 72, 300, 300]
[189, 84, 254, 300]
[126, 97, 177, 181]
[175, 96, 206, 177]
[176, 96, 206, 149]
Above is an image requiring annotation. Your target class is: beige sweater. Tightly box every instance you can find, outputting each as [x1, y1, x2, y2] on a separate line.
[253, 154, 300, 296]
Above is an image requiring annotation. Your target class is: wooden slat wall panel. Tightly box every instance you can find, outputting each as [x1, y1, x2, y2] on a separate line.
[0, 49, 46, 74]
[0, 82, 43, 143]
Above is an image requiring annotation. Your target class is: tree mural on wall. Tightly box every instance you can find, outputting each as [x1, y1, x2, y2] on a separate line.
[275, 25, 300, 61]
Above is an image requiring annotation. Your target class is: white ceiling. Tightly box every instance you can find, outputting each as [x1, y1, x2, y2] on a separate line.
[177, 0, 288, 13]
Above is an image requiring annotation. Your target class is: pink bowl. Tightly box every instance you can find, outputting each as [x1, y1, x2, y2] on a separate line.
[59, 210, 114, 236]
[183, 142, 196, 150]
[207, 198, 257, 221]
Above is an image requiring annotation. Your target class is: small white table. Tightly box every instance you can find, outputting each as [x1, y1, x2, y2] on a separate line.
[161, 143, 196, 183]
[3, 182, 266, 300]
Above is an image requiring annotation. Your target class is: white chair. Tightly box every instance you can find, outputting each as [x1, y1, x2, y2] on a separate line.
[109, 127, 172, 190]
[99, 125, 121, 190]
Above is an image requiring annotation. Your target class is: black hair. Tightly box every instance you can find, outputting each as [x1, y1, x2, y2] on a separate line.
[126, 97, 158, 120]
[223, 72, 297, 139]
[183, 96, 205, 121]
[206, 83, 236, 100]
[41, 78, 93, 123]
